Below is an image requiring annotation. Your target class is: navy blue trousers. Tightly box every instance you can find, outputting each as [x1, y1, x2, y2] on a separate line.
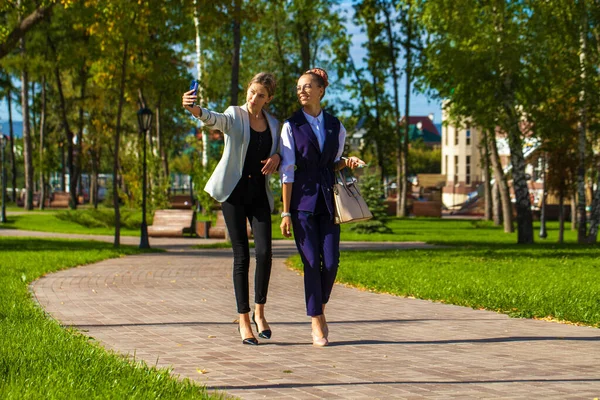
[291, 209, 341, 317]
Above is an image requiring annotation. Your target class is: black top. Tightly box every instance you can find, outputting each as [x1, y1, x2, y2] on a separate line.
[226, 125, 272, 205]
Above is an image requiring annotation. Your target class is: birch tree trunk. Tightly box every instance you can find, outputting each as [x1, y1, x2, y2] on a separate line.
[20, 22, 34, 211]
[576, 2, 588, 243]
[193, 0, 209, 168]
[502, 80, 533, 244]
[587, 163, 600, 242]
[487, 129, 513, 232]
[492, 182, 502, 225]
[481, 131, 492, 221]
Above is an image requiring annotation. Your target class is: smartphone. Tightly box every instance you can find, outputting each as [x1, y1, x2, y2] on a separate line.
[189, 80, 199, 107]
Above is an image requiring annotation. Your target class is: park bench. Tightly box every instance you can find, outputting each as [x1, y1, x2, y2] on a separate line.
[208, 210, 228, 239]
[49, 192, 70, 208]
[170, 194, 194, 209]
[206, 210, 252, 240]
[148, 209, 196, 237]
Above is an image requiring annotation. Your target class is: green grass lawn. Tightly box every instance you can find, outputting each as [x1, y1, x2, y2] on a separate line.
[287, 218, 600, 328]
[1, 208, 140, 236]
[0, 237, 221, 399]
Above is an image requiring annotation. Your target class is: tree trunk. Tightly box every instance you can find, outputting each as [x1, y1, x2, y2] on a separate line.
[481, 131, 492, 221]
[296, 6, 311, 71]
[49, 35, 76, 209]
[39, 75, 47, 210]
[571, 195, 577, 231]
[576, 2, 588, 243]
[487, 129, 513, 232]
[539, 155, 547, 239]
[558, 189, 565, 244]
[20, 25, 33, 211]
[502, 87, 533, 244]
[0, 4, 55, 60]
[230, 0, 241, 105]
[60, 143, 66, 191]
[492, 182, 502, 225]
[113, 40, 129, 248]
[587, 160, 600, 243]
[382, 4, 403, 216]
[7, 88, 16, 202]
[193, 0, 209, 168]
[400, 7, 412, 218]
[90, 148, 98, 208]
[74, 59, 88, 205]
[156, 94, 168, 185]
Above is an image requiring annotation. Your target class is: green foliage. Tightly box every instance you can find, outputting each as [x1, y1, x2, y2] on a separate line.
[191, 158, 217, 216]
[408, 141, 442, 174]
[56, 208, 143, 230]
[349, 167, 392, 234]
[0, 237, 219, 399]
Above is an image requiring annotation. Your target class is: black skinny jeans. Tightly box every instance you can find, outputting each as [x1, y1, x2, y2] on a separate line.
[221, 200, 272, 314]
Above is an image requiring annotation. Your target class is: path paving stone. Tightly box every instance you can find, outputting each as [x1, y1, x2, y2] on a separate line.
[2, 228, 599, 399]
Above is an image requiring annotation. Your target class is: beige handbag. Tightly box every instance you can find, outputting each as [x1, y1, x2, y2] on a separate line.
[332, 170, 373, 224]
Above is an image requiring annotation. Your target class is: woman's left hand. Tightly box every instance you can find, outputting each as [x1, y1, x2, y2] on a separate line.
[261, 153, 281, 174]
[345, 156, 366, 170]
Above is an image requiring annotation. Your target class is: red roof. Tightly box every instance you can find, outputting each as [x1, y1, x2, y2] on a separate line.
[399, 116, 440, 136]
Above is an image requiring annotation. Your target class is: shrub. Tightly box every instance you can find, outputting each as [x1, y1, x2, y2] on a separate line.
[349, 167, 392, 234]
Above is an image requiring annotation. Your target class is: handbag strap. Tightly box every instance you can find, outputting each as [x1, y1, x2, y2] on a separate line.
[336, 169, 357, 197]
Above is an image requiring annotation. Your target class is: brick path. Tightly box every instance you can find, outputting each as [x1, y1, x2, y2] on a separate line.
[4, 228, 599, 399]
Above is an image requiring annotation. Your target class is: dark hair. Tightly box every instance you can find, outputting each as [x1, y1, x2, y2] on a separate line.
[303, 67, 329, 99]
[247, 72, 276, 97]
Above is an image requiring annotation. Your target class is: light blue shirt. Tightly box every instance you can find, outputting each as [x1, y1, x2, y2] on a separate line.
[279, 110, 346, 183]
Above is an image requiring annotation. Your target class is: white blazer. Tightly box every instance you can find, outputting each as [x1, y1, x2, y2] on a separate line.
[197, 103, 280, 211]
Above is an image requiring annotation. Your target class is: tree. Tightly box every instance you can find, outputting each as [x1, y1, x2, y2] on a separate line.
[418, 0, 533, 242]
[0, 2, 55, 60]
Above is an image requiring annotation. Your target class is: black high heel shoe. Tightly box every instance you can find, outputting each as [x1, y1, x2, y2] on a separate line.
[238, 325, 259, 346]
[252, 313, 272, 339]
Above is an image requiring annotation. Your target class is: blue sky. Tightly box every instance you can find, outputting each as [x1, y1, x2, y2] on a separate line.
[0, 1, 442, 124]
[338, 1, 442, 122]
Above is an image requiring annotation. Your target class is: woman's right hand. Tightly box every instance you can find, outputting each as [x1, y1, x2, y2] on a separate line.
[182, 90, 199, 115]
[280, 216, 292, 238]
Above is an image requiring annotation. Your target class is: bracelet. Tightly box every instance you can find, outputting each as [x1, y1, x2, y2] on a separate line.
[280, 212, 291, 218]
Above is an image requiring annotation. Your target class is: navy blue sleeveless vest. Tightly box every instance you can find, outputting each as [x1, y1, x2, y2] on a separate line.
[288, 109, 341, 216]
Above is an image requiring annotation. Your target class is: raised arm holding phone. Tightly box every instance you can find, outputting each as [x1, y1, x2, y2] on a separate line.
[182, 73, 280, 346]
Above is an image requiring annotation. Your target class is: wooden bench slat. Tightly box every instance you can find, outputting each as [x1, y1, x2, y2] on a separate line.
[148, 209, 195, 238]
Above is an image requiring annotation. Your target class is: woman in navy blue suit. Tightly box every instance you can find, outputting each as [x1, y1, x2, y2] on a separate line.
[279, 68, 364, 346]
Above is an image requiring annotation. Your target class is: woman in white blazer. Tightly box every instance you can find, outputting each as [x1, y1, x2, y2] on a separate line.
[182, 73, 280, 346]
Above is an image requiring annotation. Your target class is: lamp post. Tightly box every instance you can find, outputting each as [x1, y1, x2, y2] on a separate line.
[1, 135, 7, 223]
[137, 107, 153, 249]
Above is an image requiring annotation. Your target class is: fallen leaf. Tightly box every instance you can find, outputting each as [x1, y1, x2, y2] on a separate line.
[283, 370, 292, 374]
[197, 368, 208, 374]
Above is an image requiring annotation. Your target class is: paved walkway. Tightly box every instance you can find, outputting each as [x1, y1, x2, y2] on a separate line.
[2, 228, 599, 399]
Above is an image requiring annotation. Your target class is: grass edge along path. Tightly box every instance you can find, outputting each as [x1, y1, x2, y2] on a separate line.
[286, 220, 600, 329]
[0, 236, 223, 399]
